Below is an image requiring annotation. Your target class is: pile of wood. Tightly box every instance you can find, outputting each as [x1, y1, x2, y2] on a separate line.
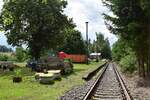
[35, 70, 61, 84]
[31, 56, 74, 74]
[0, 61, 14, 71]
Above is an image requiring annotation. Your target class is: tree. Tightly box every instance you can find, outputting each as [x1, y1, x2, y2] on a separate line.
[95, 33, 111, 59]
[90, 33, 111, 59]
[0, 0, 74, 59]
[141, 0, 150, 76]
[112, 39, 137, 73]
[15, 47, 26, 62]
[102, 0, 149, 77]
[101, 38, 112, 59]
[59, 29, 87, 54]
[95, 33, 105, 53]
[0, 45, 13, 52]
[112, 39, 129, 61]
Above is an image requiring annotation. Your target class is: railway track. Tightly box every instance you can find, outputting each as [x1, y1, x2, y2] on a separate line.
[83, 62, 133, 100]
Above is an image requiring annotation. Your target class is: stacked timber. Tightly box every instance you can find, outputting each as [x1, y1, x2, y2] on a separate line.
[35, 70, 61, 84]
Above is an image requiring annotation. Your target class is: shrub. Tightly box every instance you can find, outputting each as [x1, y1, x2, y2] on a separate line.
[0, 54, 16, 61]
[0, 54, 8, 61]
[14, 69, 22, 77]
[119, 54, 137, 73]
[7, 56, 16, 61]
[15, 47, 27, 62]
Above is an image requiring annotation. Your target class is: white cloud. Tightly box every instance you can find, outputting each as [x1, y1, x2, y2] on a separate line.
[0, 2, 7, 46]
[0, 0, 3, 11]
[0, 0, 118, 47]
[64, 0, 118, 46]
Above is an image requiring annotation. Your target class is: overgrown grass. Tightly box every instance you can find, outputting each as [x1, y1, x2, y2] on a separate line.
[0, 52, 16, 61]
[119, 54, 137, 73]
[0, 61, 104, 100]
[0, 52, 12, 56]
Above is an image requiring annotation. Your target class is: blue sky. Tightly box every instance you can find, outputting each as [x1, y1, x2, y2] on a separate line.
[0, 1, 9, 47]
[0, 0, 117, 48]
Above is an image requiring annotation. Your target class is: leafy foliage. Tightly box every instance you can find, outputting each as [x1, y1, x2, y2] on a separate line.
[0, 0, 74, 59]
[0, 54, 8, 61]
[101, 38, 112, 59]
[112, 39, 130, 61]
[120, 53, 137, 73]
[0, 53, 16, 61]
[14, 69, 22, 77]
[90, 33, 111, 59]
[59, 30, 87, 54]
[102, 0, 150, 77]
[112, 39, 137, 73]
[15, 47, 27, 62]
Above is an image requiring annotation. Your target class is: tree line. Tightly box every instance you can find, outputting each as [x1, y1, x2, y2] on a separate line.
[0, 0, 112, 61]
[0, 45, 13, 52]
[89, 33, 111, 59]
[0, 0, 76, 59]
[102, 0, 150, 77]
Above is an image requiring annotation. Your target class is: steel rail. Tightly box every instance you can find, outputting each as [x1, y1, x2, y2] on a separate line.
[83, 63, 109, 100]
[113, 63, 133, 100]
[83, 62, 133, 100]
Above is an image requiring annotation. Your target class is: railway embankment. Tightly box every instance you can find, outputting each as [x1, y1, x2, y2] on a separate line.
[114, 63, 150, 100]
[60, 62, 133, 100]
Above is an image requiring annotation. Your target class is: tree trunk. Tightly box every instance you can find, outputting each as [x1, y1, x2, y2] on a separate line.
[148, 47, 150, 76]
[138, 58, 141, 77]
[137, 55, 142, 77]
[141, 55, 145, 77]
[146, 56, 149, 76]
[148, 19, 150, 76]
[148, 56, 150, 76]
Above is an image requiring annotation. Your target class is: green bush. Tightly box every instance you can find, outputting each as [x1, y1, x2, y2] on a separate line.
[0, 54, 16, 61]
[0, 54, 8, 61]
[15, 47, 27, 62]
[7, 56, 16, 61]
[64, 58, 72, 63]
[119, 54, 137, 73]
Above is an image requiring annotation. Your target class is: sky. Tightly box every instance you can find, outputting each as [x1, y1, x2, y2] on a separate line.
[0, 1, 8, 47]
[64, 0, 117, 45]
[0, 0, 118, 48]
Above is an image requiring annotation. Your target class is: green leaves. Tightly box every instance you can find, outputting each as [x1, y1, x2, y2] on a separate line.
[15, 47, 27, 62]
[59, 30, 87, 54]
[112, 39, 131, 61]
[90, 33, 111, 59]
[141, 0, 150, 16]
[119, 53, 137, 73]
[103, 0, 148, 54]
[1, 0, 74, 59]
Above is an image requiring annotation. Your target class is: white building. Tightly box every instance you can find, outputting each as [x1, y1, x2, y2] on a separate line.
[90, 53, 101, 59]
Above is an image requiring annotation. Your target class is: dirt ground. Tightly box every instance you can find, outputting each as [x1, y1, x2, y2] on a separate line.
[116, 64, 150, 100]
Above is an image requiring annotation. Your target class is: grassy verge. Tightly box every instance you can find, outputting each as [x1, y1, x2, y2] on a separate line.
[0, 61, 104, 100]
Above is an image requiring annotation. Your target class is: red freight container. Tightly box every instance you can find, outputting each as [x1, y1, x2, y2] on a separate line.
[65, 54, 87, 63]
[58, 52, 68, 60]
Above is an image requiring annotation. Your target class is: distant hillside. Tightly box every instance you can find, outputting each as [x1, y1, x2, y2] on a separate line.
[0, 45, 13, 52]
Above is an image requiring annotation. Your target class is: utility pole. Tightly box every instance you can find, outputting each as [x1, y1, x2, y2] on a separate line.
[85, 22, 89, 64]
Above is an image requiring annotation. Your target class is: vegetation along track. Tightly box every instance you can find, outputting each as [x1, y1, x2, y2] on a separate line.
[83, 62, 133, 100]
